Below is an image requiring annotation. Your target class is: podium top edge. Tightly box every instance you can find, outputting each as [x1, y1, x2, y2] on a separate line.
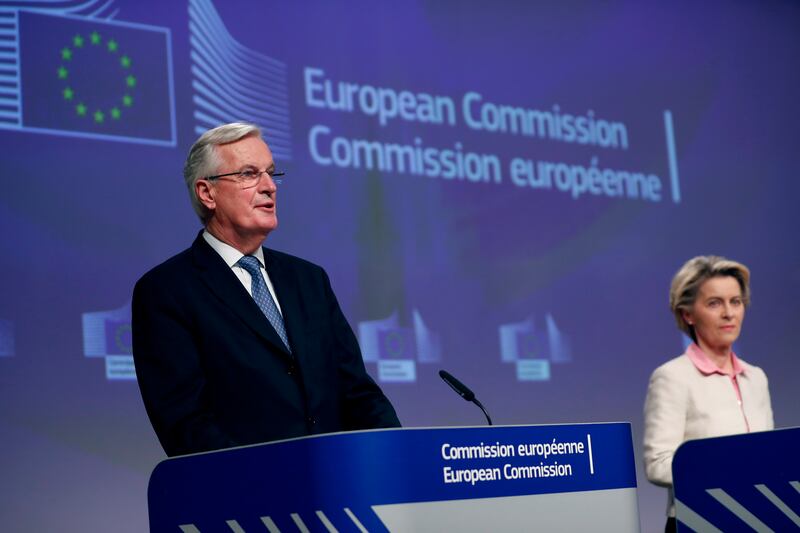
[154, 421, 634, 462]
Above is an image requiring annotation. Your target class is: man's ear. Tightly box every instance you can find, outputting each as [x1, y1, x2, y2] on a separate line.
[196, 180, 216, 211]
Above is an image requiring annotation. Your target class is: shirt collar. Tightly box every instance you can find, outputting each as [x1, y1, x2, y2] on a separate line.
[202, 230, 265, 269]
[686, 342, 745, 377]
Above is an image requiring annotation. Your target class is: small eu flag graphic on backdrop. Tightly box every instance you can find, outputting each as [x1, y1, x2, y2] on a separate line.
[377, 328, 415, 360]
[103, 318, 132, 355]
[82, 303, 135, 380]
[15, 11, 175, 145]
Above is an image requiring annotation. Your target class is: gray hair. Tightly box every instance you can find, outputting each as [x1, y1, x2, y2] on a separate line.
[669, 255, 751, 340]
[183, 122, 262, 223]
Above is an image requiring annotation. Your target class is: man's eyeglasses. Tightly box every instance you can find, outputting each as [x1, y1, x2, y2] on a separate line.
[205, 168, 285, 189]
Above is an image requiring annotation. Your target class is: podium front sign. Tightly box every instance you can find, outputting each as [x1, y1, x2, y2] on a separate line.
[148, 423, 639, 532]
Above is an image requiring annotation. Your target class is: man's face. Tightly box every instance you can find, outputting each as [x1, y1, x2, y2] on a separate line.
[204, 135, 278, 242]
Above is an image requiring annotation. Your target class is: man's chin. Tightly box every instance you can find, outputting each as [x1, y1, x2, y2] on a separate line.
[259, 218, 278, 235]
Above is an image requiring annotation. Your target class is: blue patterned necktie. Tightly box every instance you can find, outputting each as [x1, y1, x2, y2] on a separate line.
[237, 255, 291, 352]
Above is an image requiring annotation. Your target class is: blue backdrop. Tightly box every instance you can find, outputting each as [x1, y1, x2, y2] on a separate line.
[1, 1, 799, 531]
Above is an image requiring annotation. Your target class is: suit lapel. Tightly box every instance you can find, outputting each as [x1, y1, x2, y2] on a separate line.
[190, 234, 292, 360]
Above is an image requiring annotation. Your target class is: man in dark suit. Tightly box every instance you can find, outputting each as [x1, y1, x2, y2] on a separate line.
[132, 122, 400, 457]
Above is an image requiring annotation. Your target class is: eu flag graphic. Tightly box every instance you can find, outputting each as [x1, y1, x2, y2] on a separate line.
[82, 302, 135, 380]
[358, 310, 441, 383]
[104, 318, 132, 355]
[14, 11, 175, 145]
[377, 328, 415, 360]
[498, 314, 571, 382]
[499, 317, 540, 363]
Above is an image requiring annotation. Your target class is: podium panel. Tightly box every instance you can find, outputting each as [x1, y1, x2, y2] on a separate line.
[148, 423, 639, 532]
[673, 427, 800, 532]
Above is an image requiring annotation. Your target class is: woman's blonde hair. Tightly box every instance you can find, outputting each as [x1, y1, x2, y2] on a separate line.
[669, 255, 751, 340]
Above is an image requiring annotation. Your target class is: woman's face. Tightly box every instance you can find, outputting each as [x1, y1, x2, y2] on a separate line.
[682, 276, 745, 352]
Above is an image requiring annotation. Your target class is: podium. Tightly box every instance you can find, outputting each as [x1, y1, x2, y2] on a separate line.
[673, 426, 800, 532]
[148, 423, 640, 532]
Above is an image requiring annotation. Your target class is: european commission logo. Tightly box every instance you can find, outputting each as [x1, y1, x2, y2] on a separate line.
[82, 302, 135, 380]
[0, 7, 175, 145]
[358, 310, 442, 383]
[499, 314, 571, 381]
[188, 0, 291, 160]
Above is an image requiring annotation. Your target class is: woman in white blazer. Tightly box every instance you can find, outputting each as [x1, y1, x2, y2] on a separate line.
[643, 256, 774, 533]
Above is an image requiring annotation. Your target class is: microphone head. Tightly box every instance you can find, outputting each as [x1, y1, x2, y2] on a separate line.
[439, 369, 476, 402]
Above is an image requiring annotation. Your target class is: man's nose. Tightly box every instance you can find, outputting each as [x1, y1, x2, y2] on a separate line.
[257, 172, 277, 193]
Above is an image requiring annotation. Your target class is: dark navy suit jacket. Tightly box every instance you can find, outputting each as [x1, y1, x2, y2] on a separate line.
[132, 233, 399, 456]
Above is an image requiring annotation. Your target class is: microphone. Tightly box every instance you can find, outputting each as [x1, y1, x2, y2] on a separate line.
[438, 369, 493, 425]
[439, 369, 475, 401]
